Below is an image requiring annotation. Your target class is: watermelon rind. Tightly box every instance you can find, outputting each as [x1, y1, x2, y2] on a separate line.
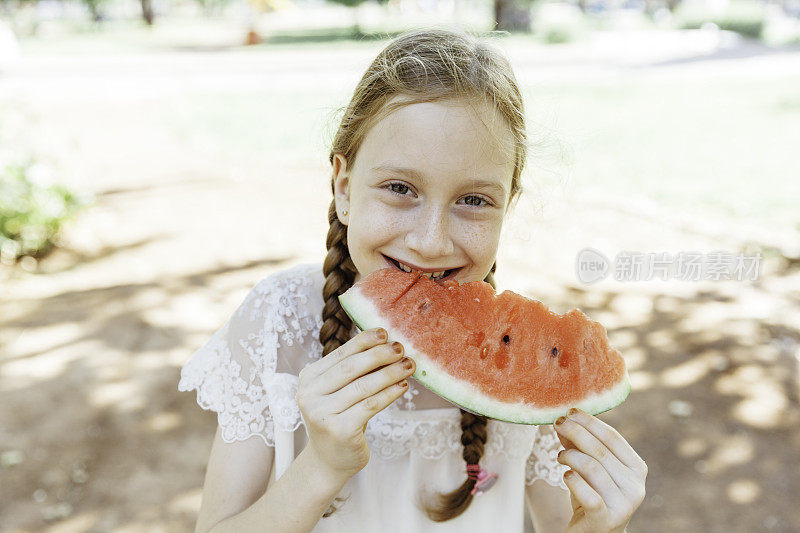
[339, 287, 631, 425]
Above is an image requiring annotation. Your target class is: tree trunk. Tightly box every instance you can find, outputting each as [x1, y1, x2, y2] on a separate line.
[141, 0, 154, 25]
[493, 0, 531, 32]
[352, 3, 363, 39]
[86, 0, 102, 22]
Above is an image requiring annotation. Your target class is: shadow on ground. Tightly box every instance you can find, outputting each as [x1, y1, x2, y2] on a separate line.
[550, 266, 800, 532]
[1, 252, 798, 531]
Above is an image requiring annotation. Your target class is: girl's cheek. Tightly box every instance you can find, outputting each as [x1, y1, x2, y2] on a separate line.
[459, 217, 501, 244]
[372, 202, 408, 227]
[352, 204, 406, 241]
[468, 226, 503, 265]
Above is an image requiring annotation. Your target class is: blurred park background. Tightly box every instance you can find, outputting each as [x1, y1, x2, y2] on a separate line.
[1, 0, 799, 528]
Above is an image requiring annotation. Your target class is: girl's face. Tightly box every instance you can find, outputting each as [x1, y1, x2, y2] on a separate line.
[332, 97, 515, 285]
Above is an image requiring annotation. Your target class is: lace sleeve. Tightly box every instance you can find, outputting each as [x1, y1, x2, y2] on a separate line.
[525, 424, 569, 490]
[178, 264, 324, 446]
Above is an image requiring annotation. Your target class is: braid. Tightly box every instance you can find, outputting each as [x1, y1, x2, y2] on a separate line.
[419, 262, 496, 522]
[319, 199, 358, 518]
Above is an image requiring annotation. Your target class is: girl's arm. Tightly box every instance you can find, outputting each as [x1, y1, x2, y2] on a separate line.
[195, 427, 350, 533]
[525, 478, 573, 533]
[193, 427, 273, 532]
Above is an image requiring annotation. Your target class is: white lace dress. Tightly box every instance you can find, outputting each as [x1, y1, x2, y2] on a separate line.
[179, 262, 569, 532]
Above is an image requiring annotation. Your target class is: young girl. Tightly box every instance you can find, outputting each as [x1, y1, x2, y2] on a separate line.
[179, 27, 647, 533]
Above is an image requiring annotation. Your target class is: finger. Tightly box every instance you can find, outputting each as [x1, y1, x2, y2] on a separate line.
[569, 489, 581, 513]
[562, 469, 610, 525]
[566, 408, 646, 473]
[304, 328, 387, 381]
[555, 416, 631, 494]
[329, 356, 415, 413]
[553, 425, 578, 452]
[341, 379, 410, 429]
[558, 449, 627, 511]
[304, 329, 387, 382]
[319, 341, 405, 395]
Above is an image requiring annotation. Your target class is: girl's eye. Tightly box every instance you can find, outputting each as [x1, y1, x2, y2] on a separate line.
[461, 195, 491, 207]
[388, 182, 411, 196]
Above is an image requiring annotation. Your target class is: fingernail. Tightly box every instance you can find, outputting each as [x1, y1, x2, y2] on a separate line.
[392, 342, 403, 354]
[375, 328, 387, 341]
[555, 416, 566, 426]
[568, 407, 580, 417]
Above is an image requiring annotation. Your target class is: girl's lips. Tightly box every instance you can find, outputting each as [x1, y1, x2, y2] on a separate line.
[381, 254, 462, 282]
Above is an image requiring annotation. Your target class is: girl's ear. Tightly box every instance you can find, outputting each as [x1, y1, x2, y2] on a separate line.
[332, 154, 351, 226]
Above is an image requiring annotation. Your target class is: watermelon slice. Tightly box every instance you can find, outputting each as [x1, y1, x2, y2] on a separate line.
[339, 268, 631, 425]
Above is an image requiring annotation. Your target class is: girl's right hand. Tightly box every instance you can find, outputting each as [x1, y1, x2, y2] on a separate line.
[296, 327, 416, 480]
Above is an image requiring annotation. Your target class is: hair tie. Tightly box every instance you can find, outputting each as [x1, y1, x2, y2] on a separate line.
[466, 464, 498, 496]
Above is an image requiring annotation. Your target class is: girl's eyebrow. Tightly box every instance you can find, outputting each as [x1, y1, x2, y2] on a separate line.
[370, 164, 507, 197]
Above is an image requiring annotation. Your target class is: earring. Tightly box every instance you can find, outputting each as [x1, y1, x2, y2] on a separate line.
[342, 209, 348, 216]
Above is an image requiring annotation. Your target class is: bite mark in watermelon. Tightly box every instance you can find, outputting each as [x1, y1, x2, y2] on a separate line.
[339, 268, 631, 425]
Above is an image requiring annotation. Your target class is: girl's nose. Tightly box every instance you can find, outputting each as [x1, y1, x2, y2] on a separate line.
[404, 207, 454, 259]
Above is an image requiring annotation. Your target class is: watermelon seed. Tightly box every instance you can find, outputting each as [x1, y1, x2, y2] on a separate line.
[502, 334, 510, 344]
[551, 347, 559, 357]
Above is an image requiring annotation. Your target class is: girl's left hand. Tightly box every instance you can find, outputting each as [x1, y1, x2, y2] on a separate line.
[554, 407, 648, 533]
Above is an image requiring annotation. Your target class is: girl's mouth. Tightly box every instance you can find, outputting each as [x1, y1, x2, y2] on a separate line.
[382, 254, 461, 282]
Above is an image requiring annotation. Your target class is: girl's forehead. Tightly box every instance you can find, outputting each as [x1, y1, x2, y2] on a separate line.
[356, 100, 514, 180]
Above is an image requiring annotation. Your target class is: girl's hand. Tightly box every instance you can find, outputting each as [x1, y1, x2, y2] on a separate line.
[296, 328, 415, 481]
[554, 407, 648, 533]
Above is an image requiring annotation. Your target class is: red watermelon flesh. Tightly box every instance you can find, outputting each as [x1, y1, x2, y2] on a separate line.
[339, 268, 631, 425]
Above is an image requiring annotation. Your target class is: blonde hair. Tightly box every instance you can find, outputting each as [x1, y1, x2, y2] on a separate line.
[318, 26, 528, 522]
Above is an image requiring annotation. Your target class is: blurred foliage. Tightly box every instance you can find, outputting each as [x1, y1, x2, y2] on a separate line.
[324, 0, 391, 38]
[532, 2, 588, 43]
[543, 25, 574, 42]
[327, 0, 388, 9]
[762, 13, 800, 46]
[676, 0, 767, 38]
[81, 0, 110, 22]
[0, 160, 91, 265]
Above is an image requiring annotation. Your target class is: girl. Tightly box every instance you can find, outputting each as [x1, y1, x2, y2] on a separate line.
[179, 27, 647, 533]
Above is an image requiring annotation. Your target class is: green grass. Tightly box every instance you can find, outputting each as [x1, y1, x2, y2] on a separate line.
[521, 77, 800, 229]
[158, 72, 800, 231]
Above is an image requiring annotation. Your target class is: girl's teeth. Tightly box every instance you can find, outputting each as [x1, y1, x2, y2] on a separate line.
[394, 259, 447, 280]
